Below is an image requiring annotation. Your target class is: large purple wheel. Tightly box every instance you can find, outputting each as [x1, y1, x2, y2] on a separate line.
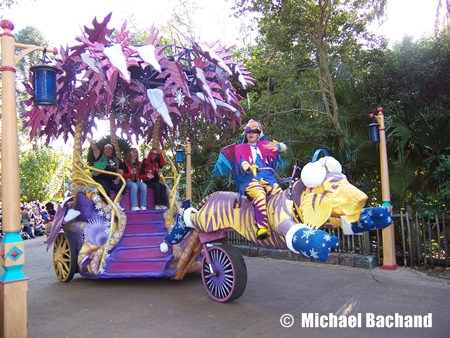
[201, 244, 247, 302]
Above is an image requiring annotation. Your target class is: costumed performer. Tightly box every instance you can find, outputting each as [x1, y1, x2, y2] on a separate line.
[214, 119, 287, 240]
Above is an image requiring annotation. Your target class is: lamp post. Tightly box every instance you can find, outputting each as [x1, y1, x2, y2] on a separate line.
[175, 139, 192, 202]
[0, 20, 58, 337]
[369, 107, 398, 270]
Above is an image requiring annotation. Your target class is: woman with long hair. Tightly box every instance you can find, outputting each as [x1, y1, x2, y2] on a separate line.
[123, 148, 147, 211]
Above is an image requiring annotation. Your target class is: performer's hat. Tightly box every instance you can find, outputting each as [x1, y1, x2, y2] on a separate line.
[243, 119, 265, 140]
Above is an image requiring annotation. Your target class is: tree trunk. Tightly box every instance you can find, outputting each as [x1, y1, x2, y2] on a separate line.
[109, 110, 121, 160]
[72, 122, 84, 181]
[152, 116, 162, 150]
[311, 1, 344, 150]
[315, 47, 344, 150]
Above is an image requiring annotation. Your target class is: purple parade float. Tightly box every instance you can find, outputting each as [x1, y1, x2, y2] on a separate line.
[23, 14, 392, 302]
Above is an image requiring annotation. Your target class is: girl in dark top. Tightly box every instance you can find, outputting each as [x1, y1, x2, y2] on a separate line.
[87, 137, 127, 209]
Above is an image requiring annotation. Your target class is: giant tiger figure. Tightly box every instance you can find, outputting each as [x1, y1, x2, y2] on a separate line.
[162, 156, 393, 262]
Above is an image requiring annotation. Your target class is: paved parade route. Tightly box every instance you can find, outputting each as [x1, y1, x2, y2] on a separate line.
[23, 237, 450, 338]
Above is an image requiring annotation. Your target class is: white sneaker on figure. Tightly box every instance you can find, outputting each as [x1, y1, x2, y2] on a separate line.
[131, 206, 140, 212]
[140, 206, 147, 211]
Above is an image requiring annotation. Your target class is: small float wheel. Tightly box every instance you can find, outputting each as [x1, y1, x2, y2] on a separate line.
[53, 232, 77, 282]
[201, 244, 247, 303]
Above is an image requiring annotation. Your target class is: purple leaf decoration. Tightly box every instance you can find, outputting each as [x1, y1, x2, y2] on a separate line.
[20, 13, 253, 146]
[157, 58, 190, 98]
[77, 13, 114, 46]
[192, 41, 233, 76]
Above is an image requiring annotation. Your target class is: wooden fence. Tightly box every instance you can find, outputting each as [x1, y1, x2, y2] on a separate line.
[227, 212, 450, 268]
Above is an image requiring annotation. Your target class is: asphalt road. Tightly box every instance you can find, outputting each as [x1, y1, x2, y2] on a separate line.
[20, 237, 450, 338]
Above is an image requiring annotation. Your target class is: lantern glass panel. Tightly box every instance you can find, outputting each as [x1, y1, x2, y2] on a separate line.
[31, 64, 58, 106]
[368, 122, 380, 144]
[176, 149, 184, 163]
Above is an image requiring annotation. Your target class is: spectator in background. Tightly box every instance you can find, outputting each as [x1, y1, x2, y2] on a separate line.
[41, 211, 52, 242]
[45, 202, 56, 219]
[33, 211, 46, 237]
[21, 204, 35, 239]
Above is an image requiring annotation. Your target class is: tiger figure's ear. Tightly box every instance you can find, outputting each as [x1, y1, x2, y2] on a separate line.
[301, 156, 342, 188]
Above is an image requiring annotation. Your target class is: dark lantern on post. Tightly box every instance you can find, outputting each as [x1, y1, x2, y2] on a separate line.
[368, 116, 380, 144]
[31, 49, 58, 106]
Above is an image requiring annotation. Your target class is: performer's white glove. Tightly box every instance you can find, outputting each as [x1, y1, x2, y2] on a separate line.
[242, 162, 251, 172]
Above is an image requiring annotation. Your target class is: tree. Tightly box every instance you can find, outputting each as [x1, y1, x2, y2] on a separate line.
[14, 25, 50, 114]
[19, 146, 70, 202]
[435, 0, 450, 36]
[415, 155, 450, 216]
[232, 1, 450, 213]
[356, 33, 450, 210]
[0, 0, 34, 10]
[166, 0, 202, 42]
[233, 0, 387, 151]
[0, 24, 48, 198]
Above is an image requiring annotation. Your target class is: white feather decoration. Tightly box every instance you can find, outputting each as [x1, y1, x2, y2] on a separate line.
[104, 44, 130, 81]
[137, 45, 162, 73]
[195, 92, 217, 110]
[213, 99, 237, 112]
[146, 88, 173, 128]
[198, 43, 232, 76]
[64, 209, 81, 223]
[81, 52, 99, 73]
[237, 72, 248, 88]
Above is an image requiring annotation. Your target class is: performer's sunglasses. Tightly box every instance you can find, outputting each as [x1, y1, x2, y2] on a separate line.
[247, 129, 261, 134]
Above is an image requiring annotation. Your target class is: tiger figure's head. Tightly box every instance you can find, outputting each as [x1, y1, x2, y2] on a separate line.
[290, 157, 368, 228]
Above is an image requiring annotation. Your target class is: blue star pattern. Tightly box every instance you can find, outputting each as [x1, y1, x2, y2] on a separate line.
[164, 200, 192, 245]
[291, 227, 339, 262]
[309, 248, 319, 260]
[165, 215, 191, 244]
[350, 206, 393, 234]
[301, 229, 316, 240]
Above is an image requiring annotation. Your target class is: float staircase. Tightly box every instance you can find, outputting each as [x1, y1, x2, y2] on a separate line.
[101, 190, 174, 278]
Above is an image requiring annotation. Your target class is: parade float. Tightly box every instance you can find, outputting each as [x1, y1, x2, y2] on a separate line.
[22, 14, 392, 302]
